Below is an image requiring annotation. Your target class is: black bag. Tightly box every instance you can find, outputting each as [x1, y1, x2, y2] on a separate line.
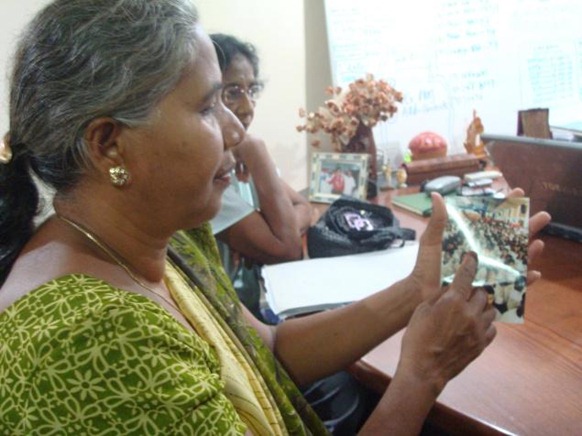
[307, 196, 416, 258]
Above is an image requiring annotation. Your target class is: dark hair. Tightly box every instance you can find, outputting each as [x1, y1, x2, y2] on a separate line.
[210, 33, 260, 77]
[0, 0, 200, 285]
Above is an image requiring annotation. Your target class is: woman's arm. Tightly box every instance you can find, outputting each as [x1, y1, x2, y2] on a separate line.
[216, 134, 311, 264]
[268, 193, 449, 385]
[244, 244, 495, 434]
[245, 193, 550, 385]
[283, 182, 312, 235]
[359, 253, 496, 435]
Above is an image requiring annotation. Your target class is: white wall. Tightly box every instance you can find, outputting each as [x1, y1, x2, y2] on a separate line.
[0, 0, 51, 137]
[304, 0, 334, 154]
[1, 0, 317, 190]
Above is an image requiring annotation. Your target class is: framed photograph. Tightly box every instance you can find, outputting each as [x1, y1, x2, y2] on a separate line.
[309, 152, 369, 203]
[441, 196, 529, 323]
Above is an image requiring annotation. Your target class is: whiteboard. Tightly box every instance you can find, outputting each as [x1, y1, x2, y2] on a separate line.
[324, 0, 582, 162]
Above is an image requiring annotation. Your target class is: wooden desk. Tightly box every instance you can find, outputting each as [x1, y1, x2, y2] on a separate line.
[349, 189, 582, 435]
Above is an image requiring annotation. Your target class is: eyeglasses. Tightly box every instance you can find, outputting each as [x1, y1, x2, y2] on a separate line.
[222, 83, 263, 105]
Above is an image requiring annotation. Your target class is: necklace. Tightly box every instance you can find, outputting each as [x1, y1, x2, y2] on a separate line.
[57, 214, 180, 311]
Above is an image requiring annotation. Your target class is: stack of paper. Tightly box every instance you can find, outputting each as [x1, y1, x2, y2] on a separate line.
[262, 243, 419, 319]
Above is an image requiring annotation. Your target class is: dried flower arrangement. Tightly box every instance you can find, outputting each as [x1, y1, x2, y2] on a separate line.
[297, 73, 403, 151]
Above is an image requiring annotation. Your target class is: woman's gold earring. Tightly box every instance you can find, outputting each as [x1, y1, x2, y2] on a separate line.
[0, 134, 13, 164]
[109, 166, 130, 187]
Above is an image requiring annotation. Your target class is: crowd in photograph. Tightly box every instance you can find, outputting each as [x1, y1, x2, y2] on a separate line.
[442, 202, 529, 321]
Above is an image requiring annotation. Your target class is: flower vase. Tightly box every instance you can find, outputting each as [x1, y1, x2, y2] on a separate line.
[343, 122, 378, 199]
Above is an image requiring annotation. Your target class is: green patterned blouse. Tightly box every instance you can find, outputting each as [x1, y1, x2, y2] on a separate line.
[0, 224, 327, 435]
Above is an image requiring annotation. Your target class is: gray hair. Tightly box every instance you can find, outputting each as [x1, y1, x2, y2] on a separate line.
[0, 0, 200, 282]
[11, 0, 199, 188]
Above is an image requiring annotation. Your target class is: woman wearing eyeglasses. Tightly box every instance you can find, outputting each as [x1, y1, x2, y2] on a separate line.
[209, 34, 313, 320]
[209, 33, 385, 435]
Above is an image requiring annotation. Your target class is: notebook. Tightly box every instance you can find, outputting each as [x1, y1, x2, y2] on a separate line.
[391, 192, 433, 217]
[262, 243, 419, 319]
[482, 133, 582, 242]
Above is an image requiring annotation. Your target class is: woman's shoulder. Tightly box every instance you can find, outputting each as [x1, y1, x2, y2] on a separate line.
[1, 274, 175, 328]
[0, 272, 219, 373]
[0, 274, 239, 435]
[0, 218, 133, 311]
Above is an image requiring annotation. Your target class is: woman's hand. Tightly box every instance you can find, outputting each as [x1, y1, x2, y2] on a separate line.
[399, 252, 496, 395]
[231, 134, 271, 183]
[407, 192, 448, 302]
[506, 188, 551, 284]
[359, 252, 495, 435]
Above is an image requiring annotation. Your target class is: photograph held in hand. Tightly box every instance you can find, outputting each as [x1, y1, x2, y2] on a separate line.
[442, 196, 529, 323]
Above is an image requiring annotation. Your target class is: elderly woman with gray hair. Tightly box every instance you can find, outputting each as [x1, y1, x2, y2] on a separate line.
[0, 0, 550, 434]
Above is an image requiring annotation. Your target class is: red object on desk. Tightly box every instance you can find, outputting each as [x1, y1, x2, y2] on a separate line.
[408, 131, 448, 160]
